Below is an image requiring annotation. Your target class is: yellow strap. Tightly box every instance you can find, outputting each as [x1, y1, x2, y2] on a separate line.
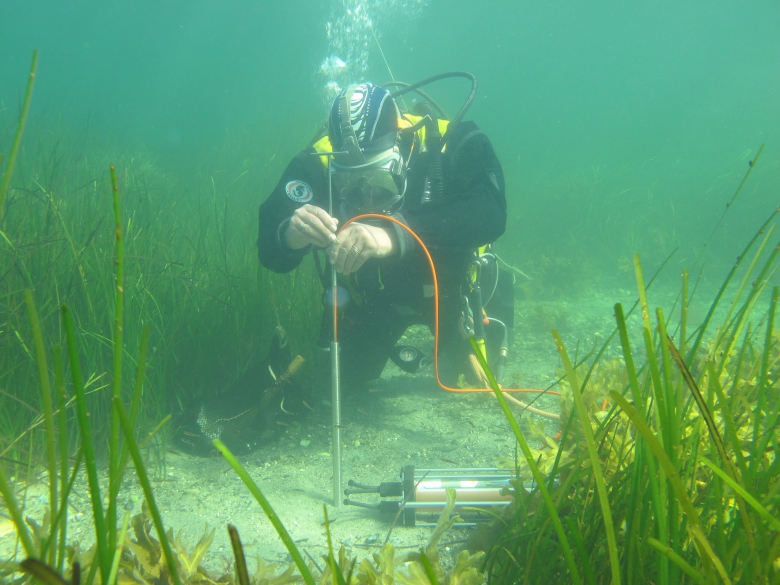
[312, 135, 333, 171]
[401, 114, 449, 151]
[313, 115, 450, 169]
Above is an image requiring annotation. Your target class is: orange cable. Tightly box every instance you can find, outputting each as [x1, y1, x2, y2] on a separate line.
[338, 214, 561, 397]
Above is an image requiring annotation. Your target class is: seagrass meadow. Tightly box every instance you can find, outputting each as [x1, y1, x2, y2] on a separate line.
[2, 1, 780, 584]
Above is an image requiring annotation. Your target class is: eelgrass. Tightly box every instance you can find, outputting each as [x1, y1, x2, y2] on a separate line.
[213, 438, 316, 585]
[0, 127, 323, 460]
[1, 57, 323, 583]
[51, 345, 70, 574]
[0, 451, 36, 558]
[479, 200, 780, 582]
[23, 289, 58, 565]
[551, 329, 621, 585]
[60, 165, 179, 585]
[113, 397, 181, 585]
[227, 524, 251, 585]
[106, 163, 124, 558]
[62, 302, 111, 581]
[0, 50, 37, 221]
[0, 159, 181, 584]
[469, 337, 582, 585]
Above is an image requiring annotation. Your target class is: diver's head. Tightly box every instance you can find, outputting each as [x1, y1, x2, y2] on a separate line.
[327, 83, 409, 215]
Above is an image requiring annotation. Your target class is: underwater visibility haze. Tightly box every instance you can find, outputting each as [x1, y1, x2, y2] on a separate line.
[1, 1, 780, 583]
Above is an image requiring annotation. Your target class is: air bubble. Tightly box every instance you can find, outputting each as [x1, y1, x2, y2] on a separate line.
[317, 0, 429, 101]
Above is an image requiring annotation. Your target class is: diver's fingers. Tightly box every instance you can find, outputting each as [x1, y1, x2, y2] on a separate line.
[285, 215, 315, 249]
[331, 230, 359, 273]
[341, 239, 366, 274]
[292, 206, 336, 247]
[347, 246, 370, 274]
[289, 215, 330, 247]
[327, 225, 362, 272]
[303, 218, 334, 247]
[302, 205, 338, 234]
[340, 225, 378, 274]
[326, 224, 351, 261]
[329, 223, 393, 273]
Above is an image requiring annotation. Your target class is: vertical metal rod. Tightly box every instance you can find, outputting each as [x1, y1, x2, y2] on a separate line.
[328, 156, 343, 507]
[331, 317, 342, 507]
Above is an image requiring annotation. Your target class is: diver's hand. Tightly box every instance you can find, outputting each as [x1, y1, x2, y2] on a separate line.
[284, 204, 339, 249]
[327, 223, 396, 274]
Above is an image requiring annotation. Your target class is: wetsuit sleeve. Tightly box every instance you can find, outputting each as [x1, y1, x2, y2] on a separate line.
[407, 123, 506, 249]
[257, 150, 328, 273]
[386, 211, 416, 260]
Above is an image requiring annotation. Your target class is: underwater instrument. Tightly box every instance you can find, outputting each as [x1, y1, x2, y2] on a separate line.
[344, 466, 523, 527]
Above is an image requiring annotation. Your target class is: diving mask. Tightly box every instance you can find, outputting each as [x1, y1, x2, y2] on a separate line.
[330, 146, 407, 214]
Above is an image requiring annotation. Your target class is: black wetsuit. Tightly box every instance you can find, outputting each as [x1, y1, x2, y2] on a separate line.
[257, 121, 507, 387]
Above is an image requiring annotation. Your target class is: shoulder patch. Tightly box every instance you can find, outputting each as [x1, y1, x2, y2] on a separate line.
[285, 180, 313, 203]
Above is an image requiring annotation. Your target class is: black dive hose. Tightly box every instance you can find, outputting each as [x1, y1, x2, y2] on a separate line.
[382, 81, 448, 119]
[384, 71, 478, 148]
[383, 71, 477, 148]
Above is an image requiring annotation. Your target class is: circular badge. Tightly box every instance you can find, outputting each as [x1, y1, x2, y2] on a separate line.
[285, 180, 313, 203]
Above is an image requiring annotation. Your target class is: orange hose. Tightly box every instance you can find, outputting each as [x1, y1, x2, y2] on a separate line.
[504, 394, 561, 420]
[539, 430, 564, 450]
[338, 214, 561, 399]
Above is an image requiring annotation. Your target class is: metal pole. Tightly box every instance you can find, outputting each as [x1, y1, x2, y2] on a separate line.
[331, 315, 342, 507]
[328, 156, 343, 507]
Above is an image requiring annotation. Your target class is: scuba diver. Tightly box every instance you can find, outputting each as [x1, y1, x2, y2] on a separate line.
[257, 75, 513, 390]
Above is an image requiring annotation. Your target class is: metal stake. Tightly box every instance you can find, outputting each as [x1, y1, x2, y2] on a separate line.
[331, 312, 342, 507]
[327, 153, 342, 507]
[310, 149, 347, 507]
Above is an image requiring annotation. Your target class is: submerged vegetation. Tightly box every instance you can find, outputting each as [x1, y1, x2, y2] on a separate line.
[481, 212, 780, 582]
[0, 99, 321, 464]
[2, 53, 780, 585]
